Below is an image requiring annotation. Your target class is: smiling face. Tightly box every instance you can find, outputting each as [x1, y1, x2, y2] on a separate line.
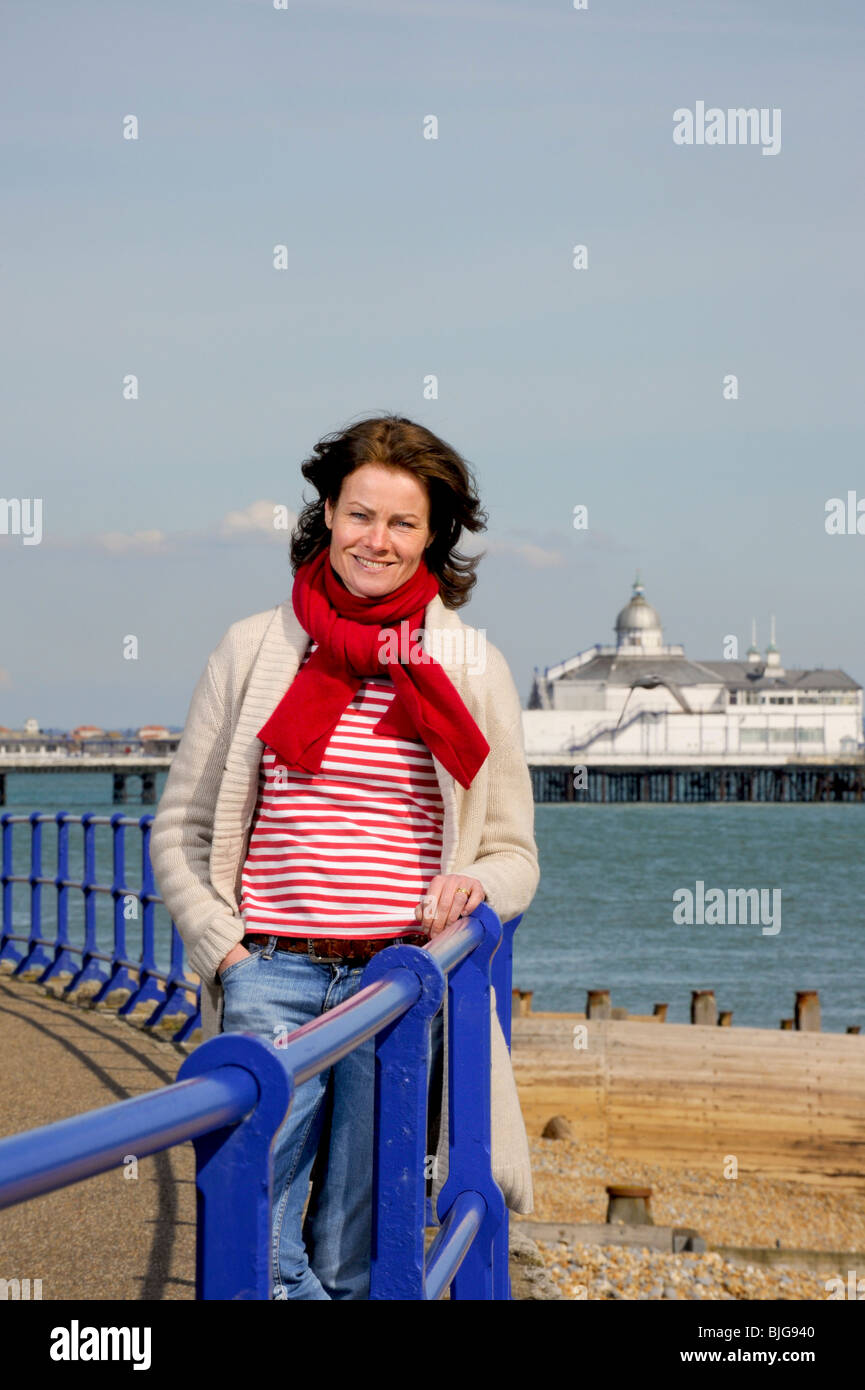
[323, 463, 435, 597]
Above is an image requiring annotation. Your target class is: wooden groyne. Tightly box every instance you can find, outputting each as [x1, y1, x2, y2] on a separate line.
[511, 1014, 865, 1193]
[512, 985, 862, 1035]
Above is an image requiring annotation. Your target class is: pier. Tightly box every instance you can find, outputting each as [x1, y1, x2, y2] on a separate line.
[5, 755, 865, 806]
[0, 757, 171, 805]
[529, 760, 865, 803]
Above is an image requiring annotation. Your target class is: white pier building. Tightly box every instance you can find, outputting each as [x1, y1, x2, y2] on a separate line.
[525, 577, 863, 765]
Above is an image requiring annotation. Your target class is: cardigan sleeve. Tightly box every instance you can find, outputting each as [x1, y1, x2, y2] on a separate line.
[452, 650, 540, 925]
[148, 651, 247, 986]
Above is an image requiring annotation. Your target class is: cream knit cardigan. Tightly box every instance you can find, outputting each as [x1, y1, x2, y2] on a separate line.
[149, 589, 539, 1214]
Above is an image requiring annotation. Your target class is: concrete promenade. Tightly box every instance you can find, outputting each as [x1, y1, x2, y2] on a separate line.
[0, 972, 196, 1301]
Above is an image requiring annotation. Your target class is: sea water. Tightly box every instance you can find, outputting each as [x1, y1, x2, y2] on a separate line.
[520, 802, 864, 1032]
[2, 774, 862, 1032]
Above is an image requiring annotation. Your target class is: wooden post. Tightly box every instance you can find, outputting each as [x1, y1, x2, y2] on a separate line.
[606, 1185, 653, 1225]
[691, 989, 716, 1026]
[511, 989, 533, 1017]
[795, 990, 821, 1031]
[718, 1010, 733, 1027]
[586, 989, 611, 1020]
[653, 1003, 668, 1022]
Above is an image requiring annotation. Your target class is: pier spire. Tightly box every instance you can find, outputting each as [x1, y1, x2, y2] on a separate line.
[765, 613, 784, 673]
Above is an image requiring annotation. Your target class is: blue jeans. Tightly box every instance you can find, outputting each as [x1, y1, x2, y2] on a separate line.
[219, 935, 443, 1301]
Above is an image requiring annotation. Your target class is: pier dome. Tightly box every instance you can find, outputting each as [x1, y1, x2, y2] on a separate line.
[615, 575, 663, 651]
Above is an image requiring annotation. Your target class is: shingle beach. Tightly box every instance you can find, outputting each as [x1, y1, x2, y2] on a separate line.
[513, 1137, 865, 1300]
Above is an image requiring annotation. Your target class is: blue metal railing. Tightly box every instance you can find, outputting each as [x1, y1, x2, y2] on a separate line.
[0, 811, 200, 1040]
[0, 810, 520, 1299]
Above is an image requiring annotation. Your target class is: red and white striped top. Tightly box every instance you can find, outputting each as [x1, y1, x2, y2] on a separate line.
[239, 639, 444, 938]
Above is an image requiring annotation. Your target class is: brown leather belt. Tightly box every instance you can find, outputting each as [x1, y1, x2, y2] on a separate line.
[242, 931, 429, 964]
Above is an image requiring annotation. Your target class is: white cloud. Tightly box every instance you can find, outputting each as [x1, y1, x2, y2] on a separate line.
[466, 536, 567, 568]
[218, 500, 298, 541]
[98, 529, 168, 555]
[90, 501, 297, 554]
[492, 539, 567, 567]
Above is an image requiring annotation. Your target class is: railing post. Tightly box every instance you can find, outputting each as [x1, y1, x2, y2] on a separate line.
[0, 813, 21, 967]
[91, 814, 141, 1003]
[14, 813, 54, 977]
[361, 944, 445, 1300]
[39, 812, 79, 983]
[490, 914, 520, 1053]
[436, 901, 507, 1300]
[489, 911, 521, 1300]
[159, 925, 201, 1042]
[117, 815, 166, 1019]
[64, 813, 109, 996]
[176, 1033, 295, 1300]
[128, 815, 198, 1036]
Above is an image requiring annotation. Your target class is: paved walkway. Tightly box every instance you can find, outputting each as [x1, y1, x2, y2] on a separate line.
[0, 970, 196, 1300]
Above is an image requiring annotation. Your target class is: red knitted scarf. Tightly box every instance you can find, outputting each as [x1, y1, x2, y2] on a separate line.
[256, 547, 490, 790]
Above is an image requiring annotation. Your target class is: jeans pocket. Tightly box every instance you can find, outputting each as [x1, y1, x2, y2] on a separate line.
[219, 943, 263, 985]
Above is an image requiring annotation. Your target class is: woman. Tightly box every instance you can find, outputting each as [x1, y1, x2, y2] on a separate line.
[149, 414, 540, 1300]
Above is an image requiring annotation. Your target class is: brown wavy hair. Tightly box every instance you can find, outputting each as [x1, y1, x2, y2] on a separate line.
[290, 413, 488, 609]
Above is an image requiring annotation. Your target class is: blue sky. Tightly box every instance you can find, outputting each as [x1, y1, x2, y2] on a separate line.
[2, 0, 863, 727]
